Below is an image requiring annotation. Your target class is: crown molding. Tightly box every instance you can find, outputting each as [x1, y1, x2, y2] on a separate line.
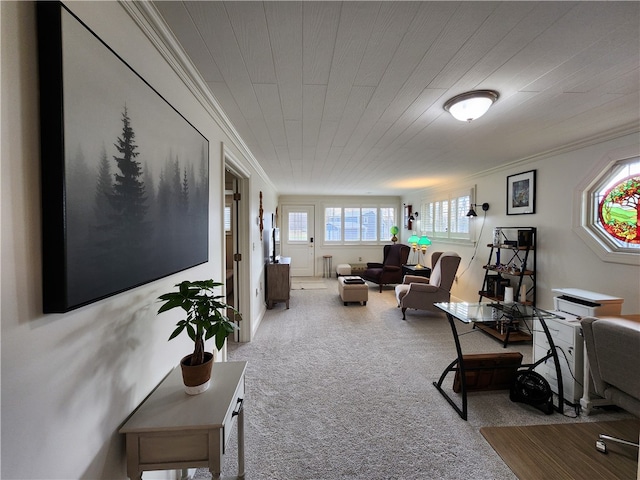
[118, 1, 275, 191]
[407, 124, 638, 199]
[470, 123, 640, 181]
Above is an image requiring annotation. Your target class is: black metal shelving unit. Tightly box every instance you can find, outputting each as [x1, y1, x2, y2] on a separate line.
[477, 227, 536, 347]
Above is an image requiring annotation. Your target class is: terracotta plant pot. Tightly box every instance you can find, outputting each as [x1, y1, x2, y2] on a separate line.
[180, 352, 214, 395]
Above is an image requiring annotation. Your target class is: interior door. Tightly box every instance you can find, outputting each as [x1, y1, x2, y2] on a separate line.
[225, 170, 240, 341]
[282, 205, 315, 277]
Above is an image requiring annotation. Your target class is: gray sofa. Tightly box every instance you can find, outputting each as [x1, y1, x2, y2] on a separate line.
[580, 316, 640, 452]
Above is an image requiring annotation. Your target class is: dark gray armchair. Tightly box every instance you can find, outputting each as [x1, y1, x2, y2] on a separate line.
[362, 244, 410, 293]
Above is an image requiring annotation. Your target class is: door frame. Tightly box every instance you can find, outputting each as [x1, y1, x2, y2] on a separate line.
[223, 145, 251, 343]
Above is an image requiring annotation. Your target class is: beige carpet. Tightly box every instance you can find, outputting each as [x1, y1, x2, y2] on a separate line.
[291, 277, 328, 290]
[196, 280, 634, 479]
[481, 419, 639, 480]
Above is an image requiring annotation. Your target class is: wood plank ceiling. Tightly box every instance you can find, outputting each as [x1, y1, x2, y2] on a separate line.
[153, 1, 640, 196]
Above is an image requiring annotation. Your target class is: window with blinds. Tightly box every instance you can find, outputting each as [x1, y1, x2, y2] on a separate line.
[324, 205, 396, 244]
[421, 189, 472, 242]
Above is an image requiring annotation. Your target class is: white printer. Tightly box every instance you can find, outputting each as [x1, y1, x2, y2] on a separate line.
[552, 288, 624, 318]
[533, 288, 623, 411]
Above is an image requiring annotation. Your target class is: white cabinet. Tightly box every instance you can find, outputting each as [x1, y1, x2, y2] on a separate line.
[533, 315, 583, 404]
[549, 288, 624, 413]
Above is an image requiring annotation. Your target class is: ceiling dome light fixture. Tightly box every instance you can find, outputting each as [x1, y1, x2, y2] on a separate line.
[444, 90, 499, 122]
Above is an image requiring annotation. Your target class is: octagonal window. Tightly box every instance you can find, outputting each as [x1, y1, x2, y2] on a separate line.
[587, 157, 640, 255]
[598, 173, 640, 245]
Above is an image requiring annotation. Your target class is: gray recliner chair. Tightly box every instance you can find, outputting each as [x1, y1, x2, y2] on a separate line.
[580, 316, 640, 453]
[395, 251, 461, 320]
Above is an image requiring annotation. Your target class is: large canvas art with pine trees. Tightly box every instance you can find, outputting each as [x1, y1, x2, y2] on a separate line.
[37, 3, 209, 312]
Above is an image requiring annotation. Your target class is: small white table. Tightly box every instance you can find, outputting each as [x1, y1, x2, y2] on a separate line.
[120, 361, 247, 479]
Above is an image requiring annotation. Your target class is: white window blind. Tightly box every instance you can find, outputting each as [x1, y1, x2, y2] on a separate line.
[323, 206, 396, 243]
[422, 188, 473, 242]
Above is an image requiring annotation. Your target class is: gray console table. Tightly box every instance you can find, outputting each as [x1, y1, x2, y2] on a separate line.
[266, 257, 291, 309]
[120, 361, 247, 479]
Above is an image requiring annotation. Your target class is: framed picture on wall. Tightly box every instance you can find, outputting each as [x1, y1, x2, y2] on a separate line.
[37, 2, 210, 312]
[507, 170, 536, 215]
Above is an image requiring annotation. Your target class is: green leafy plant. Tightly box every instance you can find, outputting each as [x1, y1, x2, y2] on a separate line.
[157, 280, 240, 366]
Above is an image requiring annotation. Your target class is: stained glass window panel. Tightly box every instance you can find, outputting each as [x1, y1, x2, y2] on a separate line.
[597, 172, 640, 245]
[591, 158, 640, 250]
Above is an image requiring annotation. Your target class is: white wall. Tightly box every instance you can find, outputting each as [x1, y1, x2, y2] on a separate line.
[402, 134, 640, 314]
[278, 195, 403, 275]
[1, 2, 274, 478]
[247, 172, 278, 339]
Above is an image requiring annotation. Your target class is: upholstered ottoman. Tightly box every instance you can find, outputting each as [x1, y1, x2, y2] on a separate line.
[336, 264, 352, 276]
[350, 263, 367, 275]
[338, 276, 368, 306]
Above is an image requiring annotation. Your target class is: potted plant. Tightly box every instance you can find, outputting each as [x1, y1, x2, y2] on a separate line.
[157, 279, 240, 394]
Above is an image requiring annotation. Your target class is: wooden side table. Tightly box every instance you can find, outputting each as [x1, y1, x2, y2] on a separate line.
[266, 257, 291, 309]
[120, 361, 247, 479]
[322, 255, 333, 278]
[402, 264, 431, 278]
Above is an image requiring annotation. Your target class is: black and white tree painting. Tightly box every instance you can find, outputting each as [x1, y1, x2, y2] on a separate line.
[46, 7, 209, 310]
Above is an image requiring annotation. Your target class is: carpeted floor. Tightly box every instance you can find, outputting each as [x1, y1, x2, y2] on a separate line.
[291, 277, 328, 290]
[291, 282, 327, 290]
[196, 278, 633, 479]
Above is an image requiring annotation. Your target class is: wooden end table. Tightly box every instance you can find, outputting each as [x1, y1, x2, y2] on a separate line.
[119, 361, 247, 479]
[402, 264, 431, 278]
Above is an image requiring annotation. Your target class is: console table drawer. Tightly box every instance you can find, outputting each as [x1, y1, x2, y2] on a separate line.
[223, 378, 245, 450]
[139, 431, 209, 464]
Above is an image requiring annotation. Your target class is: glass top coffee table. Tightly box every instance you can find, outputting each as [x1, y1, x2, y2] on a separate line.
[433, 298, 565, 420]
